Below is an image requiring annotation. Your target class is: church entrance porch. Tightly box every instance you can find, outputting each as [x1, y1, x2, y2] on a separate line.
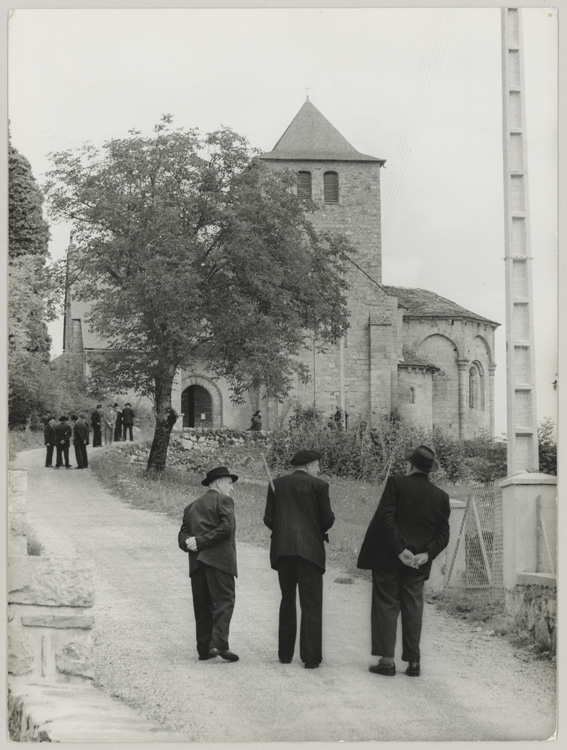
[182, 384, 213, 428]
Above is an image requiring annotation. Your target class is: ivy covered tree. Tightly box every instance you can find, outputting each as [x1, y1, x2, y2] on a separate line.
[44, 117, 352, 471]
[8, 143, 57, 427]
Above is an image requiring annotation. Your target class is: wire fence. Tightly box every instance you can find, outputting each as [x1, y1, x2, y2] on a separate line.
[442, 482, 503, 602]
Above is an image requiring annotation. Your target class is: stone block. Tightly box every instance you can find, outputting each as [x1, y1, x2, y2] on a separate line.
[9, 513, 27, 537]
[7, 617, 34, 676]
[55, 638, 94, 679]
[8, 556, 95, 607]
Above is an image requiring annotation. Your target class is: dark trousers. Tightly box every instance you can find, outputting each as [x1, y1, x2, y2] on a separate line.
[114, 423, 122, 441]
[45, 445, 54, 467]
[277, 555, 323, 665]
[190, 563, 235, 657]
[371, 568, 426, 663]
[55, 444, 70, 468]
[123, 424, 133, 441]
[74, 443, 88, 468]
[92, 426, 102, 447]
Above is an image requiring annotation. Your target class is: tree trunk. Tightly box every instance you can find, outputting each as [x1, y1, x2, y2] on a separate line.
[146, 368, 176, 473]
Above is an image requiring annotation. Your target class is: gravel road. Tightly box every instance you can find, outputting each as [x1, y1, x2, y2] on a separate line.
[17, 448, 557, 742]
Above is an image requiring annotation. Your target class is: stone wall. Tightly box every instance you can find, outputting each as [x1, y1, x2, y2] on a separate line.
[505, 573, 557, 652]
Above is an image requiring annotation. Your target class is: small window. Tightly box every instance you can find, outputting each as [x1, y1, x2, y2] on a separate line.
[324, 171, 339, 203]
[297, 171, 312, 199]
[409, 387, 415, 404]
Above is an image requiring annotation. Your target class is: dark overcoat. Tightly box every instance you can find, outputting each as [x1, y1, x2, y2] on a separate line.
[73, 421, 89, 445]
[264, 470, 335, 572]
[357, 473, 450, 580]
[44, 424, 56, 445]
[178, 489, 237, 577]
[122, 406, 135, 426]
[54, 422, 72, 446]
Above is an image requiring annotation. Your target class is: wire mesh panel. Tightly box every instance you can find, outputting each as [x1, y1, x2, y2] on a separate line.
[537, 494, 557, 574]
[444, 483, 502, 600]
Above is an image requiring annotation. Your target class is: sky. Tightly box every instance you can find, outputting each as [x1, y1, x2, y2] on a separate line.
[7, 5, 558, 436]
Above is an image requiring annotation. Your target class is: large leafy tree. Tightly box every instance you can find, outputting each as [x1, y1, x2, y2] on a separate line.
[45, 117, 351, 471]
[8, 143, 57, 427]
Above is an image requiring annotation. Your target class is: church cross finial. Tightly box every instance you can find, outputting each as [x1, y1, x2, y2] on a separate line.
[305, 85, 311, 101]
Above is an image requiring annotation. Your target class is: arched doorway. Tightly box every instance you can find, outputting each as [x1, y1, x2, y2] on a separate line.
[182, 384, 213, 428]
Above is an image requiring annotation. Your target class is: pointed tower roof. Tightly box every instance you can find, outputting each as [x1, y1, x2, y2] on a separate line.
[261, 99, 384, 163]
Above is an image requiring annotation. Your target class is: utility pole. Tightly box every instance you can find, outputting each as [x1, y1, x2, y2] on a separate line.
[501, 7, 539, 474]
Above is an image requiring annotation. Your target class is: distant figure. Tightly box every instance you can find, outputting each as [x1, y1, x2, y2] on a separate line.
[43, 416, 57, 468]
[249, 411, 262, 431]
[357, 445, 450, 678]
[165, 407, 178, 431]
[113, 403, 123, 442]
[91, 405, 103, 447]
[103, 405, 116, 446]
[54, 416, 72, 469]
[333, 408, 348, 431]
[263, 449, 335, 669]
[122, 402, 135, 441]
[178, 466, 240, 663]
[71, 415, 89, 469]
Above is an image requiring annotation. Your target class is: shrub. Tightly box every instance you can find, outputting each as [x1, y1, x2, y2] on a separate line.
[538, 418, 557, 475]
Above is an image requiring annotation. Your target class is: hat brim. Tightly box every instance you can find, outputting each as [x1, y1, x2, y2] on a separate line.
[202, 473, 239, 486]
[404, 451, 438, 472]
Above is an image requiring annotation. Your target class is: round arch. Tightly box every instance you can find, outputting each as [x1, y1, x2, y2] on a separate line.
[180, 374, 223, 428]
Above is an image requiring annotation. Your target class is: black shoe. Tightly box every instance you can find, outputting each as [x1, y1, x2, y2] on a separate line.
[304, 663, 320, 669]
[369, 661, 396, 676]
[279, 658, 292, 664]
[209, 648, 239, 662]
[199, 654, 216, 661]
[406, 662, 421, 677]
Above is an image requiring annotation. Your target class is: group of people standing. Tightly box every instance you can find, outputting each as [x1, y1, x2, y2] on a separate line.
[43, 402, 135, 468]
[178, 443, 450, 677]
[90, 403, 135, 447]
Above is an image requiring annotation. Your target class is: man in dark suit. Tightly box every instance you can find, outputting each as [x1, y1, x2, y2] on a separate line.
[357, 445, 450, 678]
[91, 405, 103, 447]
[121, 402, 135, 441]
[113, 403, 123, 442]
[71, 415, 89, 469]
[178, 466, 239, 662]
[43, 416, 57, 468]
[54, 416, 73, 469]
[263, 449, 335, 669]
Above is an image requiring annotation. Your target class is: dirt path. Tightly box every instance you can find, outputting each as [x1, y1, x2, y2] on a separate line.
[16, 448, 556, 742]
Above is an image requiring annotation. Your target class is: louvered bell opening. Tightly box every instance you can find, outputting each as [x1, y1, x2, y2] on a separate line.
[297, 171, 312, 199]
[324, 171, 339, 203]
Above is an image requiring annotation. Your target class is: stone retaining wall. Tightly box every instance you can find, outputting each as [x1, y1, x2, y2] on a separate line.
[506, 573, 557, 652]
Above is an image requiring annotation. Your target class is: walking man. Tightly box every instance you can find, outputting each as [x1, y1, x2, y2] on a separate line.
[43, 416, 57, 468]
[71, 415, 89, 469]
[121, 402, 135, 441]
[178, 466, 240, 662]
[91, 405, 103, 447]
[54, 416, 72, 469]
[263, 449, 335, 669]
[357, 445, 450, 677]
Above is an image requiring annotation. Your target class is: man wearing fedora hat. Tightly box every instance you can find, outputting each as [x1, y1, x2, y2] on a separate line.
[357, 445, 450, 677]
[264, 449, 335, 669]
[178, 466, 240, 662]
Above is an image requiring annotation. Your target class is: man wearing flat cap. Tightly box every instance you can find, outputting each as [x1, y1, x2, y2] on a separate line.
[178, 466, 240, 662]
[263, 449, 335, 669]
[357, 445, 450, 677]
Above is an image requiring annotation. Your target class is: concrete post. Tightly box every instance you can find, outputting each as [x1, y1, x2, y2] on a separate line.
[489, 364, 497, 436]
[500, 473, 557, 589]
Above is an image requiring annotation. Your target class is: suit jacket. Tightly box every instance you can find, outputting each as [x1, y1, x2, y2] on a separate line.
[178, 489, 237, 577]
[122, 406, 135, 425]
[54, 422, 72, 446]
[357, 473, 450, 580]
[73, 421, 89, 445]
[44, 424, 56, 445]
[264, 470, 335, 572]
[91, 410, 102, 428]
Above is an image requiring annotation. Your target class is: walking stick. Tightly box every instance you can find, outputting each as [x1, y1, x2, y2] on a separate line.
[261, 453, 276, 493]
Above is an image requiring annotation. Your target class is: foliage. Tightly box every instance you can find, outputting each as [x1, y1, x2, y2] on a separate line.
[268, 406, 508, 484]
[537, 418, 557, 475]
[44, 117, 352, 471]
[8, 143, 61, 427]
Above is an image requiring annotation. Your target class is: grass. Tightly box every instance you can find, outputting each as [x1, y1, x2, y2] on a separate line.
[8, 429, 44, 460]
[88, 448, 381, 577]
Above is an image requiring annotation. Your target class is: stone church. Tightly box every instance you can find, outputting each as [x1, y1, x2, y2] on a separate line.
[63, 99, 499, 438]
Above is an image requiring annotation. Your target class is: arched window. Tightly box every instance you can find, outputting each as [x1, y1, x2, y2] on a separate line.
[469, 363, 485, 409]
[324, 171, 339, 204]
[297, 171, 312, 199]
[409, 387, 415, 404]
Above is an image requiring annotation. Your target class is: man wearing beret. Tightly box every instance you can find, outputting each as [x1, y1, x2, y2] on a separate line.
[357, 445, 450, 677]
[178, 466, 240, 662]
[264, 449, 335, 669]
